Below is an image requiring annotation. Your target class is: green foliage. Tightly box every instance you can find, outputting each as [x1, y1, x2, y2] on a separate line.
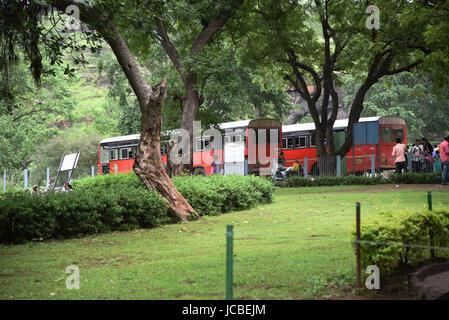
[343, 73, 449, 141]
[173, 175, 275, 215]
[0, 173, 274, 243]
[354, 209, 449, 277]
[32, 130, 104, 171]
[285, 173, 441, 187]
[388, 172, 441, 185]
[0, 182, 170, 244]
[0, 57, 75, 170]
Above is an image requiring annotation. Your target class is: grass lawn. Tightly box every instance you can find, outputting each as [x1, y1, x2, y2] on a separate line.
[0, 184, 448, 300]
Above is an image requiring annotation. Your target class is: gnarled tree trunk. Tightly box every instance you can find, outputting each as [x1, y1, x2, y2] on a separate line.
[133, 80, 199, 222]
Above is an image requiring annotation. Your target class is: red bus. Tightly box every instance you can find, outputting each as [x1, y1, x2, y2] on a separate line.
[98, 118, 283, 176]
[281, 116, 407, 175]
[98, 116, 406, 176]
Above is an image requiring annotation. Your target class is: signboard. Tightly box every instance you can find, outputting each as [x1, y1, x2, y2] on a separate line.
[52, 152, 80, 189]
[60, 153, 80, 172]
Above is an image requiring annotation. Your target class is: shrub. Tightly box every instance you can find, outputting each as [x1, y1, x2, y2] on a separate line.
[173, 175, 274, 216]
[285, 172, 440, 187]
[352, 209, 449, 277]
[0, 173, 274, 243]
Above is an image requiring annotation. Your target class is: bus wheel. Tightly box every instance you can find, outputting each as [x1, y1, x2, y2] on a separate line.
[194, 167, 206, 176]
[310, 163, 319, 176]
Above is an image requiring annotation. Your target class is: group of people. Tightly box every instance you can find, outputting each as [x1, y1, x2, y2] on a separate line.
[30, 177, 73, 196]
[392, 136, 449, 185]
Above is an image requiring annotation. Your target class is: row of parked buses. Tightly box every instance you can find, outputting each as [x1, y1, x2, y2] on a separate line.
[98, 116, 407, 176]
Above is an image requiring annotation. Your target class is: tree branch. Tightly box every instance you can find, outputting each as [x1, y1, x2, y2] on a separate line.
[155, 18, 185, 79]
[189, 0, 244, 57]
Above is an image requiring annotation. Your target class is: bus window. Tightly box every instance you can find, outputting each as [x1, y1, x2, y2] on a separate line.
[100, 146, 109, 163]
[393, 127, 404, 141]
[295, 136, 307, 148]
[310, 132, 316, 147]
[224, 136, 231, 144]
[120, 148, 129, 160]
[195, 138, 202, 151]
[381, 127, 393, 142]
[287, 137, 294, 149]
[282, 138, 287, 149]
[204, 138, 212, 150]
[110, 149, 118, 161]
[130, 147, 136, 158]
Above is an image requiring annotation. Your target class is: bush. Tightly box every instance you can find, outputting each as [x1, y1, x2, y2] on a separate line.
[352, 209, 449, 277]
[173, 175, 274, 216]
[0, 173, 274, 243]
[285, 172, 441, 187]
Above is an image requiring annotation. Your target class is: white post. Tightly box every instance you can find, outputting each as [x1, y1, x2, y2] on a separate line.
[91, 166, 95, 178]
[3, 169, 6, 191]
[24, 169, 28, 189]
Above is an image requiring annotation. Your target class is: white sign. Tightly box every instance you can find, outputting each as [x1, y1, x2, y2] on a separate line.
[60, 153, 80, 172]
[224, 142, 244, 163]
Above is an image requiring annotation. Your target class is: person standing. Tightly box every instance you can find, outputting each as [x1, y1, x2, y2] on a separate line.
[278, 152, 286, 171]
[392, 138, 408, 174]
[422, 138, 434, 173]
[439, 136, 449, 185]
[210, 155, 217, 175]
[411, 139, 423, 173]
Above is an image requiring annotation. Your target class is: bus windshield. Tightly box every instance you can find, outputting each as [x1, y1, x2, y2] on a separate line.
[100, 145, 109, 163]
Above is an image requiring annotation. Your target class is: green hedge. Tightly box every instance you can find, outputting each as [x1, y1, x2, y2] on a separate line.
[285, 172, 441, 187]
[352, 209, 449, 277]
[0, 174, 274, 243]
[173, 175, 274, 215]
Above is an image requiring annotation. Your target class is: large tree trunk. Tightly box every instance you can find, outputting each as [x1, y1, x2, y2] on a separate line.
[51, 0, 200, 222]
[180, 74, 201, 174]
[132, 81, 200, 222]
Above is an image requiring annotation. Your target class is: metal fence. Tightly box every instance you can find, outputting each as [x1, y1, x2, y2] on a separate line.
[284, 152, 442, 178]
[1, 166, 99, 191]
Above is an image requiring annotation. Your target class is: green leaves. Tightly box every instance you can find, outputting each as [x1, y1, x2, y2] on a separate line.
[355, 208, 449, 278]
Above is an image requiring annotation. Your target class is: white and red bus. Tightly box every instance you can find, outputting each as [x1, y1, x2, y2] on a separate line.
[98, 115, 406, 176]
[98, 118, 283, 176]
[281, 116, 407, 175]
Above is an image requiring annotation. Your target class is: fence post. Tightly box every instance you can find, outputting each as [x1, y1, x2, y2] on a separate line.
[371, 154, 375, 177]
[244, 159, 248, 176]
[428, 191, 435, 260]
[407, 152, 412, 172]
[304, 157, 308, 178]
[3, 169, 6, 191]
[91, 166, 95, 178]
[46, 168, 50, 187]
[114, 164, 118, 175]
[226, 225, 234, 300]
[356, 202, 361, 289]
[216, 161, 220, 175]
[336, 155, 341, 177]
[24, 169, 28, 189]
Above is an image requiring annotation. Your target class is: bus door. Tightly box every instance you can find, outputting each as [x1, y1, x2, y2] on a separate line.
[247, 119, 282, 176]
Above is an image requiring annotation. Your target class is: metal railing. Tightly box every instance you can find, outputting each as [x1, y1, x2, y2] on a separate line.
[1, 166, 99, 191]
